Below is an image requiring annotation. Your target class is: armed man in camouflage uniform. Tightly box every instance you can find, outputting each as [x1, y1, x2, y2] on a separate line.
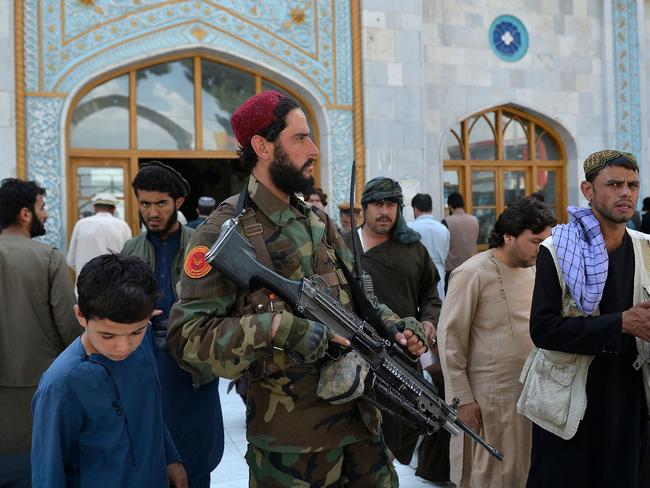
[167, 90, 428, 487]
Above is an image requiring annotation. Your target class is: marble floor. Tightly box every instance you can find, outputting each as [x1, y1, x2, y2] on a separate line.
[210, 381, 451, 487]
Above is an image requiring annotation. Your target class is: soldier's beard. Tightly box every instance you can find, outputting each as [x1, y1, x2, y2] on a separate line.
[29, 212, 46, 238]
[270, 144, 315, 196]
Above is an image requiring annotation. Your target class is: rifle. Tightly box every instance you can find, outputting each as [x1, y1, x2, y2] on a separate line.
[348, 160, 379, 309]
[205, 216, 504, 462]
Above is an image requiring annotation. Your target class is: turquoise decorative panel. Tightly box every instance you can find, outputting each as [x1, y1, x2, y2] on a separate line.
[328, 109, 355, 204]
[22, 0, 355, 248]
[612, 0, 641, 159]
[27, 0, 350, 105]
[25, 97, 66, 250]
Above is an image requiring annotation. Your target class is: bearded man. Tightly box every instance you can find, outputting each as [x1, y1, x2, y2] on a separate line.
[122, 162, 223, 488]
[520, 150, 650, 488]
[0, 178, 79, 485]
[168, 91, 427, 486]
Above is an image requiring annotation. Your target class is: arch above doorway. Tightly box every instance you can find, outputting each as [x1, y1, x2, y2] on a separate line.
[17, 1, 363, 250]
[65, 54, 322, 237]
[443, 105, 567, 247]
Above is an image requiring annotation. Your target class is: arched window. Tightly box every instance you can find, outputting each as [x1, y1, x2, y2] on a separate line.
[443, 106, 566, 247]
[66, 54, 318, 237]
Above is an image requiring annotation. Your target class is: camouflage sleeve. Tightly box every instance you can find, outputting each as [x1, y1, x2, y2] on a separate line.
[167, 203, 280, 385]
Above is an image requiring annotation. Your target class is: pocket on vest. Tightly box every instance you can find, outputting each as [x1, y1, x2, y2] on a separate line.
[525, 352, 577, 426]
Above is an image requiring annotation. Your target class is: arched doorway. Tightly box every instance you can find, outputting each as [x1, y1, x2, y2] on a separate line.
[443, 105, 566, 248]
[66, 54, 319, 238]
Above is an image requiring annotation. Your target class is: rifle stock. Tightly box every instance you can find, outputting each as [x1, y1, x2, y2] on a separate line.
[205, 215, 504, 462]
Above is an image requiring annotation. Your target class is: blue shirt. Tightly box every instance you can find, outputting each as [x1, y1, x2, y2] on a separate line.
[142, 228, 224, 480]
[148, 228, 181, 322]
[31, 329, 179, 488]
[409, 214, 450, 299]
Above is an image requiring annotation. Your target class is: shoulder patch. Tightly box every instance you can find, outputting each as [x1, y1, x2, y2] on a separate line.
[183, 245, 212, 279]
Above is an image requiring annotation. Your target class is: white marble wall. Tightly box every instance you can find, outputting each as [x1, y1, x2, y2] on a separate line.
[362, 0, 614, 215]
[0, 0, 15, 179]
[362, 0, 427, 219]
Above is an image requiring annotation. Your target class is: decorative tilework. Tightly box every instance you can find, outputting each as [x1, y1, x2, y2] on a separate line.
[20, 0, 356, 247]
[33, 0, 347, 105]
[26, 96, 65, 249]
[612, 0, 641, 158]
[329, 109, 354, 209]
[24, 0, 39, 92]
[334, 1, 352, 106]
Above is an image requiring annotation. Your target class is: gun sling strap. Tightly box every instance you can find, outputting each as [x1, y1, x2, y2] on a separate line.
[234, 187, 347, 293]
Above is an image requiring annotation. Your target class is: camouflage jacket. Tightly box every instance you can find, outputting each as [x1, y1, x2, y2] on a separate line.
[168, 176, 400, 453]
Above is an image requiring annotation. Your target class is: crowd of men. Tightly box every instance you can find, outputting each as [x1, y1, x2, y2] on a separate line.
[1, 89, 650, 488]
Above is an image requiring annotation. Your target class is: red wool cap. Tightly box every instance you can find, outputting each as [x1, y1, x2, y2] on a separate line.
[230, 90, 281, 146]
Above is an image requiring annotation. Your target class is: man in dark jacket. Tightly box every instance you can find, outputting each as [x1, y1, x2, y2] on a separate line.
[122, 162, 223, 487]
[344, 177, 443, 473]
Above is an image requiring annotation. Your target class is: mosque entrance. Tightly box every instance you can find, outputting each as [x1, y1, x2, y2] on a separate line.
[66, 53, 319, 242]
[138, 158, 249, 222]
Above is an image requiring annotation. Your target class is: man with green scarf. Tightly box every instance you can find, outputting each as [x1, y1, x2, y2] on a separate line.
[344, 177, 442, 470]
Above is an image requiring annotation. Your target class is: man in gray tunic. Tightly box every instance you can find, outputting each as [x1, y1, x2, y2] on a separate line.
[0, 178, 80, 486]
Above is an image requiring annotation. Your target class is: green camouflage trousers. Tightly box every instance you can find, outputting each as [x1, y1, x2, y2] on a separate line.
[246, 436, 399, 487]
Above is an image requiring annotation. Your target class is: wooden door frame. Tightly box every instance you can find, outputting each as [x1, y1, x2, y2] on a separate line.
[68, 157, 134, 238]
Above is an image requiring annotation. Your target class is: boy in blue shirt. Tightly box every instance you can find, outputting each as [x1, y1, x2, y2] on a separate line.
[31, 254, 188, 487]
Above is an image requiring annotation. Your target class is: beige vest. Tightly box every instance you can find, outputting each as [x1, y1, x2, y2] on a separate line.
[517, 229, 650, 439]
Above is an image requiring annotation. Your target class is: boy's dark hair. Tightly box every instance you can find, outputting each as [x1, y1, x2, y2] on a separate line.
[132, 161, 189, 200]
[529, 191, 545, 202]
[77, 254, 158, 323]
[237, 95, 300, 170]
[411, 193, 432, 213]
[447, 192, 464, 209]
[0, 178, 46, 228]
[488, 197, 557, 249]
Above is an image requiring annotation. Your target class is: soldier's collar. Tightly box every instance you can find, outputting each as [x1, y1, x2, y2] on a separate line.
[247, 175, 298, 225]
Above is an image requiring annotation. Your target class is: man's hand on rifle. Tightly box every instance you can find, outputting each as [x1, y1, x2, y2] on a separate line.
[394, 317, 428, 357]
[271, 312, 350, 364]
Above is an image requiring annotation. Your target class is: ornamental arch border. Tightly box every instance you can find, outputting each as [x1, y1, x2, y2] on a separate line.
[16, 1, 364, 250]
[62, 48, 334, 241]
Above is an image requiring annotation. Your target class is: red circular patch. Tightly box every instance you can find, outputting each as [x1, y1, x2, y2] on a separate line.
[184, 245, 212, 279]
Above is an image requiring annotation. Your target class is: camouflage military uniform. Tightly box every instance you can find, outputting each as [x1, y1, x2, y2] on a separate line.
[168, 176, 400, 486]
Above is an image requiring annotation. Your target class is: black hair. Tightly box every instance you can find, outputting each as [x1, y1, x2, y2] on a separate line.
[198, 203, 216, 216]
[411, 193, 432, 213]
[132, 164, 187, 200]
[0, 178, 46, 228]
[488, 197, 557, 249]
[76, 254, 158, 323]
[305, 188, 328, 207]
[529, 191, 545, 202]
[586, 155, 638, 183]
[237, 95, 300, 171]
[447, 192, 464, 209]
[643, 197, 650, 212]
